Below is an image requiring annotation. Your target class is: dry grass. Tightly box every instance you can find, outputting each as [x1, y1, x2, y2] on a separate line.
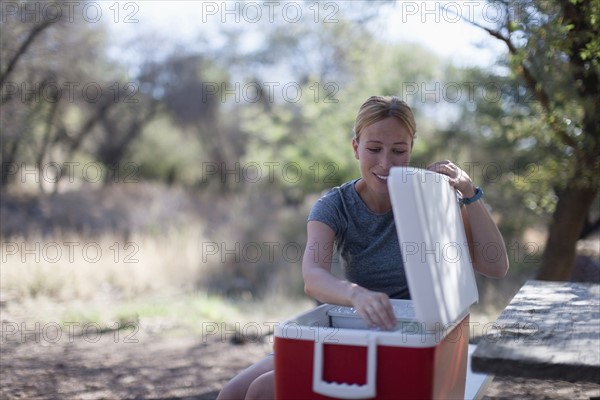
[1, 227, 207, 302]
[0, 181, 314, 338]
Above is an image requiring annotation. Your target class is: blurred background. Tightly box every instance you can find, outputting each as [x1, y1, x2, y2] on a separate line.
[1, 0, 599, 396]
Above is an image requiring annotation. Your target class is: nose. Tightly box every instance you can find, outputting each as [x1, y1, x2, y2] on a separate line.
[378, 152, 392, 169]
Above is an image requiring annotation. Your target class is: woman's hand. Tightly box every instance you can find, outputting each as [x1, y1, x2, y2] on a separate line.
[426, 160, 476, 198]
[350, 286, 396, 330]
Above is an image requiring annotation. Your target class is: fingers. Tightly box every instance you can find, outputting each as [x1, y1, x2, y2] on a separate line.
[426, 159, 451, 171]
[373, 300, 396, 330]
[353, 291, 396, 330]
[427, 160, 460, 180]
[426, 160, 474, 194]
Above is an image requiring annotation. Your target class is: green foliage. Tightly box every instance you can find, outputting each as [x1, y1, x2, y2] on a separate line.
[238, 35, 445, 197]
[127, 115, 203, 185]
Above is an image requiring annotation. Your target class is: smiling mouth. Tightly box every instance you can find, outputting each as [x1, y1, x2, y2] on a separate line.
[375, 174, 388, 181]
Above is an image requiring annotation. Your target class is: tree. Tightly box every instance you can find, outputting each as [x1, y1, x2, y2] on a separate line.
[237, 16, 445, 199]
[458, 0, 600, 280]
[0, 3, 159, 191]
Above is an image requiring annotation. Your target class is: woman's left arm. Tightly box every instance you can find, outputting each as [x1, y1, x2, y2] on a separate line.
[428, 160, 509, 278]
[459, 192, 509, 277]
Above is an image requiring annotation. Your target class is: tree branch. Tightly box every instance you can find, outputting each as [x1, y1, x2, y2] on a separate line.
[442, 3, 583, 159]
[0, 19, 55, 87]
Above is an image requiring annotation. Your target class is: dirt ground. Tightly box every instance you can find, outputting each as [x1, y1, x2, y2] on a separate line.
[2, 328, 599, 400]
[0, 327, 271, 400]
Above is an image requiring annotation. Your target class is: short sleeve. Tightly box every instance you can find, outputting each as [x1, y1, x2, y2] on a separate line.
[307, 188, 346, 237]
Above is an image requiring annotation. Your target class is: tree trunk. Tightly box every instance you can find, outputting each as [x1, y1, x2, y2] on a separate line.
[537, 175, 599, 281]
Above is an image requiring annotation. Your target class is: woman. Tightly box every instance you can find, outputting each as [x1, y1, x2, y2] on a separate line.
[217, 95, 509, 399]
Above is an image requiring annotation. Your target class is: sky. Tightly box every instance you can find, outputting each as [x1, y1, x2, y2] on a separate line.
[103, 1, 507, 70]
[381, 1, 507, 68]
[99, 0, 508, 128]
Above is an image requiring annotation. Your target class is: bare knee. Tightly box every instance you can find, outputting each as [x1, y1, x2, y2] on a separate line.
[245, 371, 274, 400]
[217, 355, 274, 400]
[217, 375, 247, 400]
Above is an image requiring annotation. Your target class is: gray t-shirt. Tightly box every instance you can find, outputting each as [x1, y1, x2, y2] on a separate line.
[307, 179, 410, 299]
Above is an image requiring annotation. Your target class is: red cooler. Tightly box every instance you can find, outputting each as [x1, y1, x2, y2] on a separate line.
[275, 167, 479, 399]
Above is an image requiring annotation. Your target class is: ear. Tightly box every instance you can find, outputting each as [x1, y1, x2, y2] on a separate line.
[352, 138, 359, 160]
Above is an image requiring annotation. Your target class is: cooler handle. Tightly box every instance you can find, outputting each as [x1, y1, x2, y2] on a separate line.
[312, 334, 377, 399]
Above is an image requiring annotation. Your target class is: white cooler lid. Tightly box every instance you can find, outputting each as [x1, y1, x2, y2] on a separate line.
[388, 167, 479, 327]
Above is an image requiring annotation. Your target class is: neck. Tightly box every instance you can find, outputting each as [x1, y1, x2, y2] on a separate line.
[355, 179, 391, 213]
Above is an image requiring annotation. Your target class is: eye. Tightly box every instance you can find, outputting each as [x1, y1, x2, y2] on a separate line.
[367, 148, 381, 153]
[393, 149, 407, 154]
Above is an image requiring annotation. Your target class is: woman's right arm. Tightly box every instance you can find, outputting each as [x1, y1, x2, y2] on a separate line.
[302, 220, 396, 330]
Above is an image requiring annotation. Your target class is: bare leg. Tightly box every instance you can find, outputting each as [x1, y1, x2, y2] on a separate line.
[217, 354, 274, 400]
[245, 370, 274, 400]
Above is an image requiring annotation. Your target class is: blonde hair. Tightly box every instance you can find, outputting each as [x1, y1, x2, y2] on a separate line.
[353, 96, 417, 141]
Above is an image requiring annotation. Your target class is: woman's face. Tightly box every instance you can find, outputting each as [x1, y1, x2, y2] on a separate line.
[352, 117, 413, 195]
